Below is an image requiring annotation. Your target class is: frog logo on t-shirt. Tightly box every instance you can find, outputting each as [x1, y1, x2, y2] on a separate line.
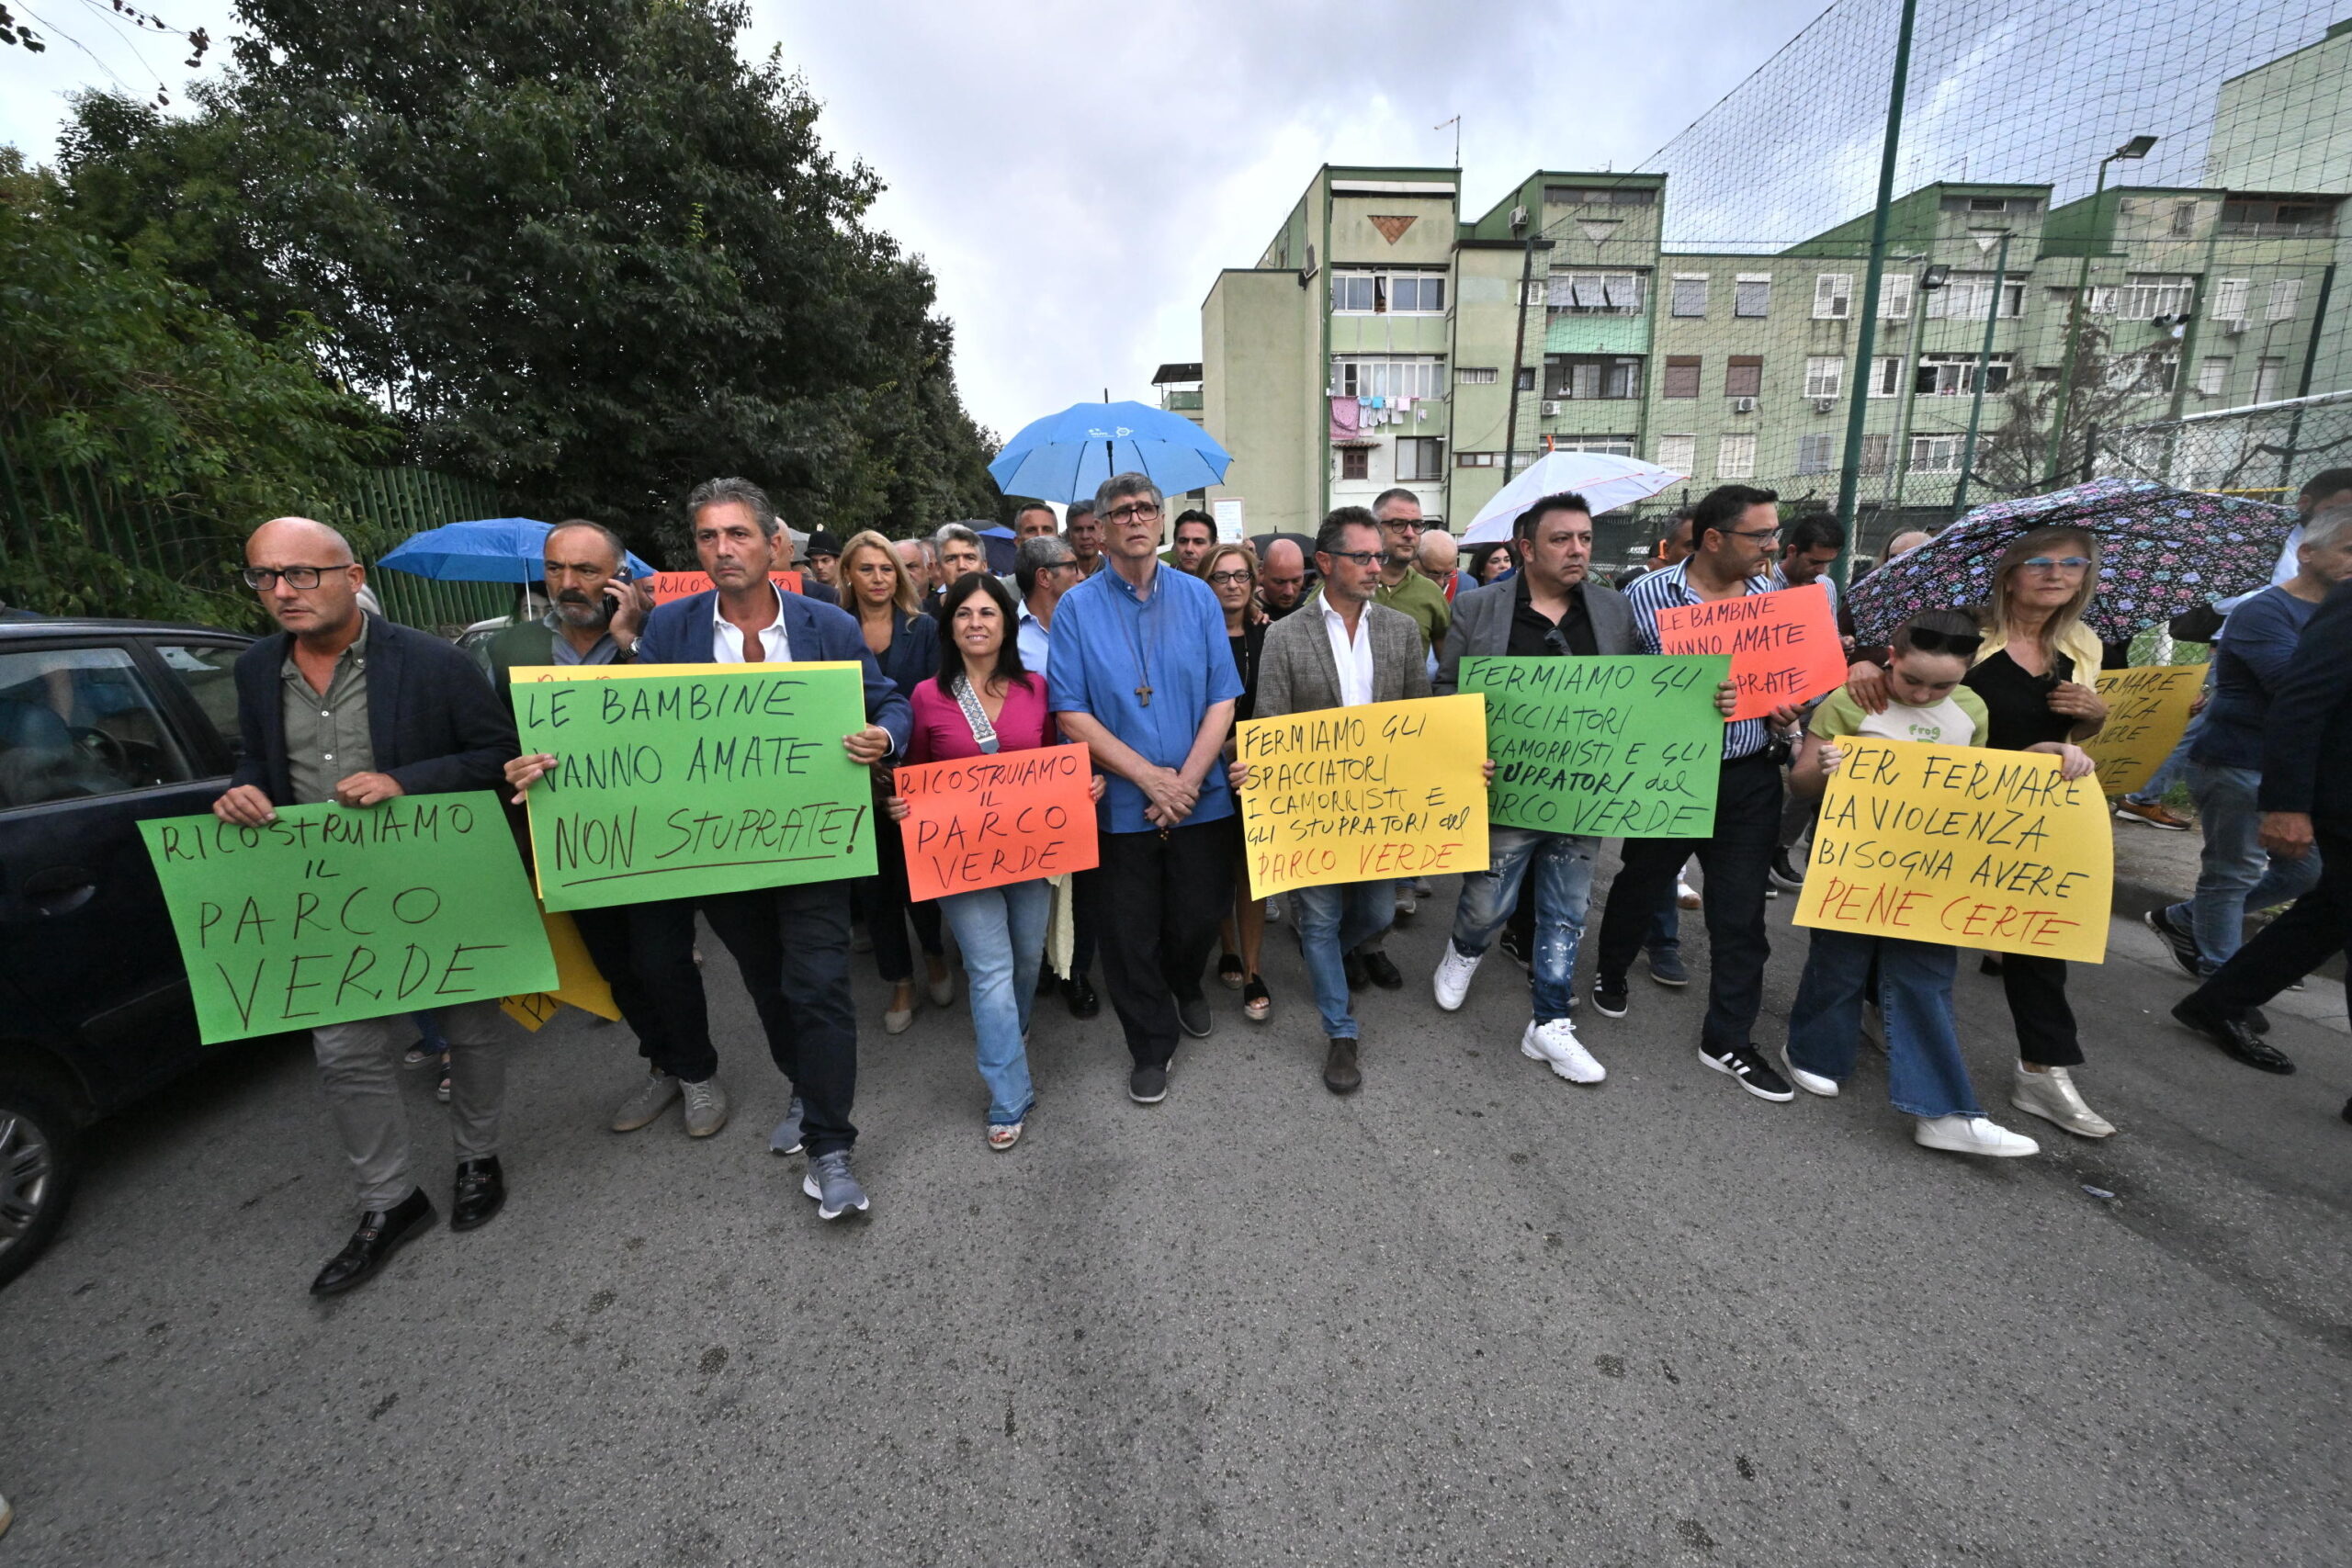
[1907, 719, 1943, 742]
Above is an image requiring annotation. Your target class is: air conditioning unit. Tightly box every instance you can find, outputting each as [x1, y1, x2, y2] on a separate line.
[1540, 400, 1561, 417]
[1811, 397, 1837, 413]
[1510, 205, 1530, 231]
[1731, 397, 1758, 414]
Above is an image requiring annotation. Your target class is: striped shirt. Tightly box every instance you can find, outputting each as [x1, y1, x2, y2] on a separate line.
[1621, 559, 1778, 761]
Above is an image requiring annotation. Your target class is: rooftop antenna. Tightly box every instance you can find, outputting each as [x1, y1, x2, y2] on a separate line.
[1435, 115, 1461, 168]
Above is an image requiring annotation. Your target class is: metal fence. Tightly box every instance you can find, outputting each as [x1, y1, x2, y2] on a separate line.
[2092, 389, 2352, 500]
[343, 468, 518, 636]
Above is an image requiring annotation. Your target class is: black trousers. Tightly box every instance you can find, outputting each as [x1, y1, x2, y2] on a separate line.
[569, 901, 676, 1069]
[863, 808, 944, 984]
[1998, 951, 2082, 1067]
[1093, 816, 1238, 1067]
[2194, 822, 2352, 1014]
[1596, 750, 1781, 1055]
[633, 883, 860, 1156]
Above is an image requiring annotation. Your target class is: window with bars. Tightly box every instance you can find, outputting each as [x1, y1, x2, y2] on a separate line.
[1544, 355, 1644, 400]
[1662, 355, 1702, 399]
[1860, 433, 1891, 475]
[1909, 435, 1961, 473]
[1795, 434, 1837, 474]
[2208, 278, 2252, 322]
[1548, 270, 1646, 315]
[2267, 278, 2303, 321]
[1716, 433, 1757, 479]
[1813, 274, 1852, 319]
[1456, 367, 1498, 385]
[1670, 275, 1709, 317]
[1724, 356, 1763, 398]
[1654, 434, 1697, 474]
[1734, 275, 1771, 317]
[1869, 356, 1905, 397]
[1397, 437, 1446, 481]
[1329, 355, 1447, 400]
[1926, 274, 2024, 320]
[1915, 352, 2012, 396]
[1804, 356, 1843, 399]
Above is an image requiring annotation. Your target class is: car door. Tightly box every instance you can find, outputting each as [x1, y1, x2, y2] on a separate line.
[0, 636, 238, 1109]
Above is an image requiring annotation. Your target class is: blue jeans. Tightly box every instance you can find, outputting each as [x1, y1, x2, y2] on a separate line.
[1292, 879, 1396, 1039]
[1450, 827, 1598, 1023]
[937, 879, 1052, 1124]
[1787, 929, 1981, 1119]
[2168, 760, 2325, 973]
[2125, 692, 2208, 806]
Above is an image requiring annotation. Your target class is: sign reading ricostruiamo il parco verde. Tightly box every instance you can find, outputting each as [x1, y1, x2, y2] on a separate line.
[1237, 694, 1490, 899]
[1792, 738, 2112, 964]
[510, 662, 876, 910]
[1459, 655, 1731, 837]
[894, 747, 1100, 901]
[138, 792, 557, 1044]
[2085, 664, 2205, 797]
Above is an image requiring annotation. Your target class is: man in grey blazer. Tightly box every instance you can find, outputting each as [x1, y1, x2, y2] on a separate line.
[1249, 508, 1431, 1092]
[1431, 492, 1641, 1087]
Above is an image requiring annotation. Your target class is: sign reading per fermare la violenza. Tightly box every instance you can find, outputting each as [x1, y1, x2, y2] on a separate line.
[1237, 694, 1489, 899]
[2084, 664, 2204, 797]
[509, 662, 876, 910]
[1792, 738, 2111, 964]
[138, 792, 557, 1044]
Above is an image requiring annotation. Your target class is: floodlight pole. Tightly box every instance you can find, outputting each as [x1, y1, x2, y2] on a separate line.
[2045, 138, 2154, 485]
[1501, 209, 1537, 492]
[1951, 230, 2013, 515]
[1832, 0, 1919, 585]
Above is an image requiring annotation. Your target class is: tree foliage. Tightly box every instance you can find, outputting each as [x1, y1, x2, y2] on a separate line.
[54, 0, 1001, 558]
[1968, 320, 2179, 501]
[0, 151, 391, 626]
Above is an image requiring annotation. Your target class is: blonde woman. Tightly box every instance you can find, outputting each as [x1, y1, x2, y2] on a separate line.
[1204, 542, 1272, 1021]
[837, 531, 950, 1031]
[1962, 524, 2114, 1138]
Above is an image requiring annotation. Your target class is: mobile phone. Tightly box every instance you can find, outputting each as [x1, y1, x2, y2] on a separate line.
[594, 566, 632, 629]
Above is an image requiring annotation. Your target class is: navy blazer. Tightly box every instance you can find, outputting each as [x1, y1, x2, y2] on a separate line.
[230, 614, 516, 806]
[636, 588, 912, 752]
[2258, 576, 2352, 826]
[869, 606, 939, 701]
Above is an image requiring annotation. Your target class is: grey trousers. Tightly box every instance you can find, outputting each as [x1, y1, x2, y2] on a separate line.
[311, 999, 510, 1213]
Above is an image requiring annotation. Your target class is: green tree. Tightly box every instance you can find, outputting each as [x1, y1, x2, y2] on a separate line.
[0, 152, 391, 626]
[56, 0, 1000, 556]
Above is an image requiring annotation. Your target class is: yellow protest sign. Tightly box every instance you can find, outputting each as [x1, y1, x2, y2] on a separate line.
[1793, 738, 2112, 964]
[1237, 694, 1489, 899]
[2085, 664, 2204, 797]
[501, 909, 622, 1032]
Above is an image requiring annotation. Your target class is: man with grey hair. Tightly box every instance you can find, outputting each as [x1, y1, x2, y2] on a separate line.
[1049, 473, 1243, 1101]
[932, 523, 985, 616]
[894, 537, 933, 602]
[1065, 499, 1105, 577]
[1014, 530, 1102, 1018]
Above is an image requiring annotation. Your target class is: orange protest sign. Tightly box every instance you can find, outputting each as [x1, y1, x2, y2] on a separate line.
[647, 570, 803, 604]
[1655, 582, 1846, 720]
[895, 747, 1099, 901]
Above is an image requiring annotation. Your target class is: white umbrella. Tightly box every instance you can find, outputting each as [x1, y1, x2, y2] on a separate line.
[1459, 451, 1688, 544]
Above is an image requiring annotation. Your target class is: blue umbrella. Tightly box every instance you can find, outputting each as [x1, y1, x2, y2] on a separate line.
[376, 517, 657, 582]
[987, 400, 1231, 503]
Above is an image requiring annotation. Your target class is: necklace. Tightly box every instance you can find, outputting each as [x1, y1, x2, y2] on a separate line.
[1120, 581, 1155, 706]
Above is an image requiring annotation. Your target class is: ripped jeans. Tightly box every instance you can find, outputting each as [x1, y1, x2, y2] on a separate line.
[1447, 827, 1599, 1023]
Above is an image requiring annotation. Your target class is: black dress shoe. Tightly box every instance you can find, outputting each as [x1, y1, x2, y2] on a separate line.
[450, 1155, 506, 1232]
[1356, 950, 1405, 990]
[1322, 1037, 1362, 1095]
[1342, 951, 1367, 991]
[1063, 974, 1100, 1020]
[2245, 1005, 2271, 1034]
[2171, 998, 2295, 1075]
[310, 1189, 436, 1297]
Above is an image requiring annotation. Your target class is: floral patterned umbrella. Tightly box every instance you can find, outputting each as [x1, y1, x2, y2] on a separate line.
[1847, 478, 2297, 645]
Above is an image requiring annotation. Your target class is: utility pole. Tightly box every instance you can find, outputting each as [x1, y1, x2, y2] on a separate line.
[1501, 204, 1538, 495]
[1951, 230, 2013, 515]
[1831, 0, 1919, 586]
[2045, 135, 2156, 485]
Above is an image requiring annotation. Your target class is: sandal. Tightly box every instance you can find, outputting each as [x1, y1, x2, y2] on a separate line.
[1243, 976, 1272, 1022]
[986, 1120, 1024, 1151]
[1218, 953, 1246, 990]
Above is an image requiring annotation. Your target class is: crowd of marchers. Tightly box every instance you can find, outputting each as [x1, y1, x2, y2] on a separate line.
[217, 465, 2352, 1296]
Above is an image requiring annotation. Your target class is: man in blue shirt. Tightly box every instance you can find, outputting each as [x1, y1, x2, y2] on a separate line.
[2148, 502, 2351, 1015]
[1049, 472, 1243, 1104]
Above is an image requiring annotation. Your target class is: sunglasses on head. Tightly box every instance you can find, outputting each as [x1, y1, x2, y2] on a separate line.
[1901, 626, 1983, 657]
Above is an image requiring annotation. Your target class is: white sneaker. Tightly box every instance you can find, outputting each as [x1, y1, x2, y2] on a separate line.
[1914, 1114, 2040, 1157]
[1521, 1018, 1605, 1084]
[1676, 879, 1702, 910]
[1781, 1046, 1839, 1098]
[1432, 941, 1483, 1011]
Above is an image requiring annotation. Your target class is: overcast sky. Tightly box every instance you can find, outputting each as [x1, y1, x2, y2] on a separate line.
[2, 0, 1828, 438]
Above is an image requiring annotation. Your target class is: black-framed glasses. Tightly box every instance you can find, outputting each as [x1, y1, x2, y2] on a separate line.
[1381, 518, 1425, 532]
[1903, 626, 1983, 657]
[1042, 558, 1080, 573]
[1322, 549, 1381, 568]
[1207, 570, 1254, 587]
[1106, 502, 1162, 524]
[241, 565, 345, 590]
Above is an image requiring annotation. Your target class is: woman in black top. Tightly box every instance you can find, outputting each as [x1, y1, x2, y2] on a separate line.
[1204, 543, 1273, 1021]
[1963, 524, 2114, 1139]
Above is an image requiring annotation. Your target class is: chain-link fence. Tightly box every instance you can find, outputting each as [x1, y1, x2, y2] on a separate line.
[2094, 389, 2352, 500]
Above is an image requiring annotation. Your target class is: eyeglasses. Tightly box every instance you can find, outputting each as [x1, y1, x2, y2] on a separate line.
[1207, 570, 1254, 586]
[1901, 626, 1983, 657]
[1106, 502, 1162, 524]
[1727, 527, 1782, 543]
[1042, 558, 1079, 573]
[1381, 519, 1424, 532]
[242, 565, 345, 590]
[2021, 556, 2093, 572]
[1321, 550, 1382, 568]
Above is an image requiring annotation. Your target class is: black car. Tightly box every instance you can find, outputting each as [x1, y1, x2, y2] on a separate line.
[0, 611, 259, 1286]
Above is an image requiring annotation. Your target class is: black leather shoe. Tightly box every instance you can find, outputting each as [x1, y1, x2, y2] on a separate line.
[1342, 952, 1367, 991]
[1063, 975, 1100, 1020]
[1322, 1037, 1362, 1095]
[2172, 998, 2295, 1075]
[450, 1155, 506, 1232]
[2245, 1005, 2270, 1034]
[1357, 950, 1405, 990]
[310, 1189, 435, 1296]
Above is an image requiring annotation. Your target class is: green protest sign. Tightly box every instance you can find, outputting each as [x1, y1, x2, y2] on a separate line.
[139, 792, 557, 1045]
[510, 662, 877, 910]
[1459, 655, 1731, 837]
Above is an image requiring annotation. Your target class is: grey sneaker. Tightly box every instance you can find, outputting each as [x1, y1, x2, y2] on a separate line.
[1176, 996, 1214, 1038]
[610, 1070, 682, 1133]
[768, 1096, 805, 1155]
[681, 1077, 729, 1137]
[801, 1150, 870, 1220]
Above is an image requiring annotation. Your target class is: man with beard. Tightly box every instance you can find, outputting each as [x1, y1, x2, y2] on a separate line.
[486, 519, 648, 672]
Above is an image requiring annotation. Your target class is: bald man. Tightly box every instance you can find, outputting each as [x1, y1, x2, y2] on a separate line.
[1883, 529, 1932, 562]
[1416, 530, 1460, 601]
[1258, 537, 1309, 620]
[215, 518, 521, 1297]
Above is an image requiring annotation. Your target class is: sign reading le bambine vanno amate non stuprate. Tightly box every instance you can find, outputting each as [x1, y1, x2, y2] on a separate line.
[138, 792, 558, 1045]
[509, 662, 877, 911]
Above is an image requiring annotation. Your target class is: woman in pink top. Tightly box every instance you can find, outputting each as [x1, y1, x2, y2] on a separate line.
[887, 573, 1102, 1149]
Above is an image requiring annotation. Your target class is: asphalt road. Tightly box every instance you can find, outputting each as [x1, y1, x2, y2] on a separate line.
[4, 865, 2346, 1567]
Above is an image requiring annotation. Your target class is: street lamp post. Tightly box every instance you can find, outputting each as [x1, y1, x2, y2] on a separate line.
[2043, 134, 2156, 486]
[1951, 230, 2013, 514]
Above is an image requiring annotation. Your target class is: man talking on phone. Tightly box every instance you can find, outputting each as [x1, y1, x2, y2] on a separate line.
[485, 519, 648, 672]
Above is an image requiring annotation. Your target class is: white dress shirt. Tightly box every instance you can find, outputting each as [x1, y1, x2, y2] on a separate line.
[1320, 594, 1376, 707]
[711, 583, 793, 662]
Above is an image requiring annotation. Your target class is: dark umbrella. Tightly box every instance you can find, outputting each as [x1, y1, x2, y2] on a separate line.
[1846, 478, 2297, 644]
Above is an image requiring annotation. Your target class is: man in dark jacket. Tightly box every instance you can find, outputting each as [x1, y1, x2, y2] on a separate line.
[213, 516, 520, 1296]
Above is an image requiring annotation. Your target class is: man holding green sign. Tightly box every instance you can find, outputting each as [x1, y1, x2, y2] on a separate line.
[208, 516, 539, 1297]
